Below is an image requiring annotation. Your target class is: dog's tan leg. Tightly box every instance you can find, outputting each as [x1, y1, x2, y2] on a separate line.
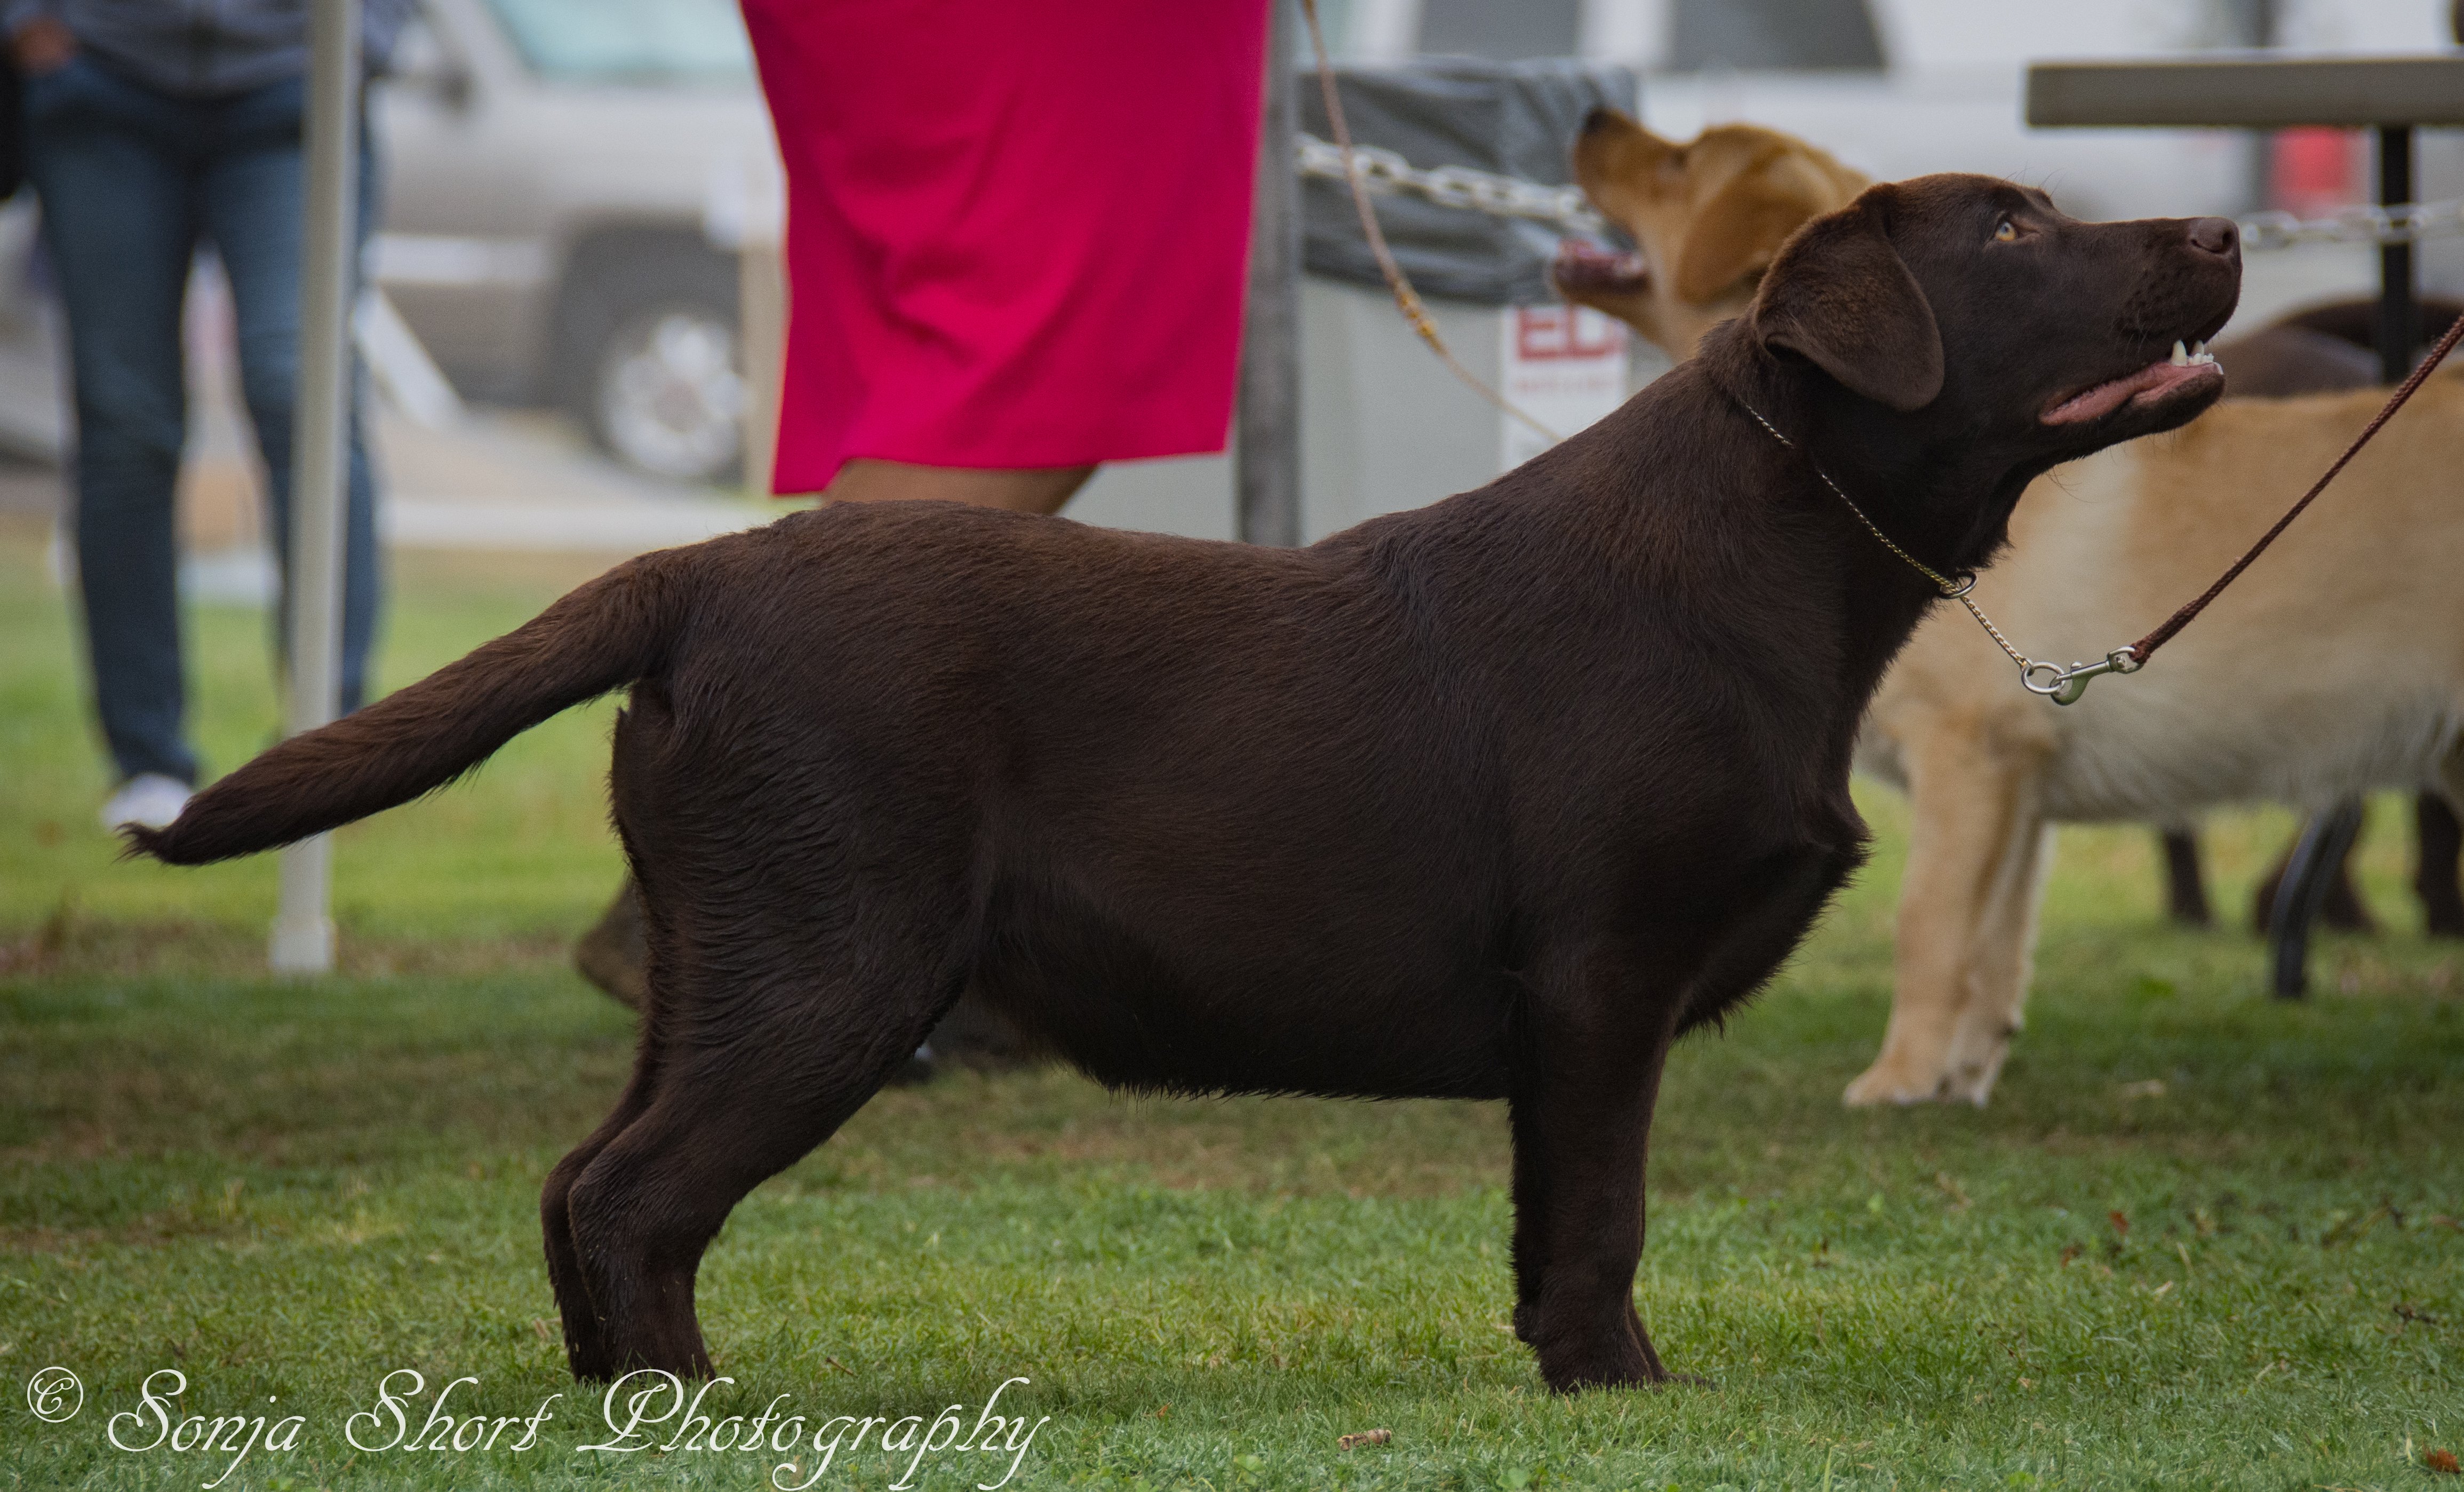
[1844, 717, 2041, 1106]
[1939, 812, 2054, 1106]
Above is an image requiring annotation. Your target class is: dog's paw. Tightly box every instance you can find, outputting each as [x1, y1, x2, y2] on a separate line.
[1942, 1061, 2004, 1108]
[1842, 1066, 1928, 1107]
[1540, 1360, 1671, 1393]
[1940, 1023, 2016, 1108]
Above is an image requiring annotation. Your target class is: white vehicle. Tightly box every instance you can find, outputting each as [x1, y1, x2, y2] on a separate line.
[374, 0, 776, 483]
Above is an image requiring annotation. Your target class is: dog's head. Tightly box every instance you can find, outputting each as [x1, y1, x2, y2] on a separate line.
[1748, 173, 2236, 440]
[1556, 110, 1870, 361]
[1711, 173, 2238, 557]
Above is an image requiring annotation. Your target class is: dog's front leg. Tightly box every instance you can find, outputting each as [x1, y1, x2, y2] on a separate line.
[1938, 813, 2054, 1105]
[1508, 1084, 1663, 1382]
[1509, 957, 1684, 1393]
[1847, 721, 2043, 1106]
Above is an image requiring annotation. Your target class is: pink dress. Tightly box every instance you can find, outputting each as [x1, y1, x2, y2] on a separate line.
[739, 0, 1272, 493]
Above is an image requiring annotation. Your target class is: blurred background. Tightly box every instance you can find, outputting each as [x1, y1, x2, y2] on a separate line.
[6, 0, 2464, 955]
[3, 0, 2460, 573]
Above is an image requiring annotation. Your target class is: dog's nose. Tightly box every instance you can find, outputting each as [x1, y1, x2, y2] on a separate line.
[2187, 216, 2239, 257]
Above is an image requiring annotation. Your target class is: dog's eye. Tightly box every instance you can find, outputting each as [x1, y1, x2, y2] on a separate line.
[1993, 218, 2019, 243]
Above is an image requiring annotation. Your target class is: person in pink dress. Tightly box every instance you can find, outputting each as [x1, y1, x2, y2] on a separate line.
[576, 0, 1274, 1039]
[748, 0, 1271, 513]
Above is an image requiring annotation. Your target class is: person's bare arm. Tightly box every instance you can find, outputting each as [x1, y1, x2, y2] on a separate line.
[820, 461, 1096, 516]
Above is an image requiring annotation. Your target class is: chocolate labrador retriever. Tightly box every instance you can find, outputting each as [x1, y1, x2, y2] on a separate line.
[133, 174, 2237, 1392]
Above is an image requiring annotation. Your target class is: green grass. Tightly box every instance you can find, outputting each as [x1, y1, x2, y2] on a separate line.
[2, 519, 2459, 1490]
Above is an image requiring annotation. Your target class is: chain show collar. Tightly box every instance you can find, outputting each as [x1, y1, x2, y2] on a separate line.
[1733, 398, 2142, 706]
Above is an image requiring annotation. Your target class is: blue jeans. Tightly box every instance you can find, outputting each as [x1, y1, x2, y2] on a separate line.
[25, 53, 382, 787]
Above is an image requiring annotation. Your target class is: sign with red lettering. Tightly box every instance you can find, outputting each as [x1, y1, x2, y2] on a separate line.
[1500, 305, 1630, 470]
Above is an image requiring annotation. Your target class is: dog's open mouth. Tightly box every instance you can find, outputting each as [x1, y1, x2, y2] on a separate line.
[2042, 341, 2223, 425]
[1551, 239, 1650, 296]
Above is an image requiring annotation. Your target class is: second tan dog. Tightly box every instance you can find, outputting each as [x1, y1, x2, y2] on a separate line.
[1560, 109, 2464, 1105]
[1847, 382, 2464, 1104]
[1552, 116, 1868, 364]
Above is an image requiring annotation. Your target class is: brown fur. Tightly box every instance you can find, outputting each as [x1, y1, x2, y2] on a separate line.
[133, 177, 2237, 1386]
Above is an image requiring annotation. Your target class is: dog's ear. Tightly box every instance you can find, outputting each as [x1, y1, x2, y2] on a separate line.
[1673, 154, 1846, 306]
[1749, 195, 1943, 412]
[1570, 107, 1673, 201]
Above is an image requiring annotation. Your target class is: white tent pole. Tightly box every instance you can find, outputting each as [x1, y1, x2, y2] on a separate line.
[269, 0, 362, 975]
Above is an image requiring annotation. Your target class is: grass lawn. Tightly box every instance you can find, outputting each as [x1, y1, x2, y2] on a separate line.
[2, 515, 2459, 1490]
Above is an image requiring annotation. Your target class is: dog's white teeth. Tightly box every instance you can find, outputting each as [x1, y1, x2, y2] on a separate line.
[2169, 340, 2190, 367]
[2192, 339, 2208, 356]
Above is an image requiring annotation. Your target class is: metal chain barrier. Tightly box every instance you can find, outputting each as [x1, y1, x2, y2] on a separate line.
[1296, 130, 2464, 252]
[1293, 0, 1567, 444]
[2237, 198, 2464, 250]
[1294, 133, 1604, 235]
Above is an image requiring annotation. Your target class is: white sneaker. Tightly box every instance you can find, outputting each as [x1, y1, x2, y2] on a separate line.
[100, 773, 192, 832]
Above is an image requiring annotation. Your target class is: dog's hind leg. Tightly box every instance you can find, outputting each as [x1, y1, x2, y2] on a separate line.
[1939, 813, 2053, 1106]
[543, 1053, 660, 1380]
[560, 985, 955, 1378]
[2416, 794, 2464, 938]
[2158, 827, 2210, 927]
[549, 878, 966, 1379]
[2427, 751, 2464, 938]
[1505, 1094, 1556, 1350]
[1846, 719, 2043, 1106]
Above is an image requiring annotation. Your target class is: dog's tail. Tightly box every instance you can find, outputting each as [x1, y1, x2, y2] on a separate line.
[128, 550, 690, 866]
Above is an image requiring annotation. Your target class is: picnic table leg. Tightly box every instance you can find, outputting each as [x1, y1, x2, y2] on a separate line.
[2268, 124, 2415, 1001]
[2375, 124, 2418, 381]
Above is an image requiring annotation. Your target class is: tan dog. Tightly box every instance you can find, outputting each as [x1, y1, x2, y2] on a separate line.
[1562, 109, 2464, 1106]
[1847, 382, 2464, 1104]
[1554, 112, 1869, 360]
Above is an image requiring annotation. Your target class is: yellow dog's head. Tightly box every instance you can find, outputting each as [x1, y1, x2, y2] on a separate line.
[1554, 109, 1871, 361]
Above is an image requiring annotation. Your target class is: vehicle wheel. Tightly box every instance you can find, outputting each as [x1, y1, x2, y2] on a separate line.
[561, 249, 746, 485]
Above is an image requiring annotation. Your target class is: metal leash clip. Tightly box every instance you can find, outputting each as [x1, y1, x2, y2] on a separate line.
[2020, 646, 2143, 706]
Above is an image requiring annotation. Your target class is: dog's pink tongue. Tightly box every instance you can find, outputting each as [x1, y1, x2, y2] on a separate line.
[2042, 359, 2220, 425]
[1551, 240, 1649, 293]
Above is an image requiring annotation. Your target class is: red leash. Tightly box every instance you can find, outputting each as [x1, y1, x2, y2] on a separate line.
[1751, 313, 2464, 704]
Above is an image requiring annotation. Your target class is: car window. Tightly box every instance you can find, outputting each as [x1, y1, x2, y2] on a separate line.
[483, 0, 754, 82]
